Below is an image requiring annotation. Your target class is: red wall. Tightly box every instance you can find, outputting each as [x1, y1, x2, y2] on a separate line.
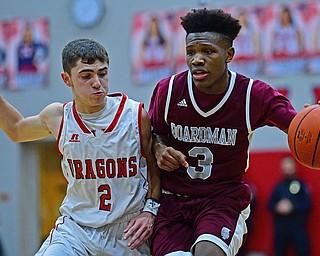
[244, 151, 320, 256]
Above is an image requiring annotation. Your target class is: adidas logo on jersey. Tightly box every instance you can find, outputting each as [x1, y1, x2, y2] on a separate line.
[69, 134, 80, 142]
[177, 99, 187, 107]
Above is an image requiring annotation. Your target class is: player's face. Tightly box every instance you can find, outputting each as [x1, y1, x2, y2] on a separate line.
[185, 32, 234, 94]
[62, 59, 109, 114]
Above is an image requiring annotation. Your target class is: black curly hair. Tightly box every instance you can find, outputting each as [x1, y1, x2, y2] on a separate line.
[181, 8, 242, 44]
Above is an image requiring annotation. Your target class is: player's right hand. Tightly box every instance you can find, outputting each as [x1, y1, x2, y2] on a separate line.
[155, 146, 189, 172]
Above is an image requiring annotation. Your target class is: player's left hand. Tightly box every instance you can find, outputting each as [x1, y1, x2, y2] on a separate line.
[304, 100, 320, 108]
[123, 211, 155, 250]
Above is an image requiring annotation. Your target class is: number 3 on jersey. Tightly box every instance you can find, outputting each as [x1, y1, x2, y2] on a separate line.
[187, 147, 213, 180]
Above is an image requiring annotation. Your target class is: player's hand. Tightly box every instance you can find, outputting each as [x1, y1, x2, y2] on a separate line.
[155, 145, 189, 171]
[304, 100, 320, 108]
[123, 211, 155, 250]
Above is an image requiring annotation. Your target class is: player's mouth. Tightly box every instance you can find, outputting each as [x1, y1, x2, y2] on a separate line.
[93, 91, 104, 96]
[192, 69, 208, 80]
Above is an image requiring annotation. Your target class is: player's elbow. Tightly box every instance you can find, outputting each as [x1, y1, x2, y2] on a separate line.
[7, 131, 23, 142]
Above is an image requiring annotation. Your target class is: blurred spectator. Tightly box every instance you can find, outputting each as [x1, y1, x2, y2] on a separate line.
[0, 234, 3, 256]
[268, 156, 311, 256]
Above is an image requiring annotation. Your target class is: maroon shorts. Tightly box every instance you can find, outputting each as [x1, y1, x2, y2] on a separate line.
[151, 191, 250, 256]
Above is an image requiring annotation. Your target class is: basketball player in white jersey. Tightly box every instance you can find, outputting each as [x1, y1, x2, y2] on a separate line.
[0, 38, 161, 255]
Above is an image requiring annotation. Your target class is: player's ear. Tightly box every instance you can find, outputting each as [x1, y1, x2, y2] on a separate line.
[61, 72, 72, 87]
[226, 47, 235, 63]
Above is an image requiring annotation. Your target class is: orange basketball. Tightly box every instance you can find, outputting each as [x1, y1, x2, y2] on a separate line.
[288, 104, 320, 170]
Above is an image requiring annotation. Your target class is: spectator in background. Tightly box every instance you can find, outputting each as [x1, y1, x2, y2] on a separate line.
[268, 156, 311, 256]
[0, 237, 3, 256]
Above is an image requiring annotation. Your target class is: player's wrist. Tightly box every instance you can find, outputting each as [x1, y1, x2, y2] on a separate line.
[142, 198, 160, 216]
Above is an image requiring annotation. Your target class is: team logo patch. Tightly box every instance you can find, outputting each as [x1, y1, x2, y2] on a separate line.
[221, 227, 231, 240]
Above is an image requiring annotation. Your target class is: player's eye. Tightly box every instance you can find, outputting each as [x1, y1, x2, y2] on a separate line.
[186, 50, 194, 56]
[81, 73, 92, 80]
[98, 71, 108, 78]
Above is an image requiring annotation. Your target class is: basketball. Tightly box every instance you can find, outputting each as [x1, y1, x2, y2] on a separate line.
[288, 104, 320, 170]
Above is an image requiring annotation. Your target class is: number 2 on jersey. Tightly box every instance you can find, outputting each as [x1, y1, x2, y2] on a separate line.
[98, 184, 111, 211]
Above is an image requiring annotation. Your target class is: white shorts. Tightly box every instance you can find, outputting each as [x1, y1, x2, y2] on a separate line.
[35, 213, 151, 256]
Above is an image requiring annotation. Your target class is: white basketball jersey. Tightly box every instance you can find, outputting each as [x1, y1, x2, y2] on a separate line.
[57, 93, 148, 228]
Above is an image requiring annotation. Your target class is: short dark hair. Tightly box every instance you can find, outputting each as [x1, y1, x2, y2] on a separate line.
[180, 8, 242, 43]
[62, 38, 109, 75]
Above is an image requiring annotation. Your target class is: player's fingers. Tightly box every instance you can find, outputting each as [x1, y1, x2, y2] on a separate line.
[123, 220, 136, 239]
[165, 147, 189, 168]
[128, 226, 152, 250]
[123, 219, 135, 233]
[157, 158, 179, 171]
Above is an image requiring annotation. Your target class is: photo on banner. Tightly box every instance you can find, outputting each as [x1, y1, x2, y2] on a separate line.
[0, 17, 49, 90]
[226, 6, 264, 76]
[304, 1, 320, 74]
[130, 1, 320, 85]
[0, 22, 8, 89]
[262, 3, 308, 76]
[131, 11, 175, 86]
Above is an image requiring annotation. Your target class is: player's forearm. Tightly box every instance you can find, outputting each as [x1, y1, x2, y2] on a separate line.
[146, 154, 161, 201]
[152, 133, 168, 156]
[143, 155, 161, 217]
[0, 96, 25, 141]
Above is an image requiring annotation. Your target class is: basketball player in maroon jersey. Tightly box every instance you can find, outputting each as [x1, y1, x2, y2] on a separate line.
[148, 8, 297, 256]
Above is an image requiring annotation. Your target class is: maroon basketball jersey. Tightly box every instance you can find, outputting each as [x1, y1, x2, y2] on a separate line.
[149, 70, 296, 197]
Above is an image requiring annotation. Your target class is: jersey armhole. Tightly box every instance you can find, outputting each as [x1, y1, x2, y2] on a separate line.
[137, 102, 145, 157]
[164, 74, 176, 124]
[56, 102, 68, 156]
[246, 79, 254, 134]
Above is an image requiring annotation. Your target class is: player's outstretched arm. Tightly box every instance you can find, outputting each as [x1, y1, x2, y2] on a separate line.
[152, 133, 189, 171]
[124, 108, 161, 250]
[0, 96, 63, 142]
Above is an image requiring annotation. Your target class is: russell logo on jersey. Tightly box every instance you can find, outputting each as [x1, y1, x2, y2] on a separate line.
[69, 134, 80, 142]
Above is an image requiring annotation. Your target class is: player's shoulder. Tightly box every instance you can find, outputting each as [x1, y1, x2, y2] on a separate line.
[158, 70, 188, 88]
[107, 93, 142, 110]
[43, 102, 64, 115]
[233, 71, 273, 92]
[233, 71, 253, 86]
[39, 102, 64, 126]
